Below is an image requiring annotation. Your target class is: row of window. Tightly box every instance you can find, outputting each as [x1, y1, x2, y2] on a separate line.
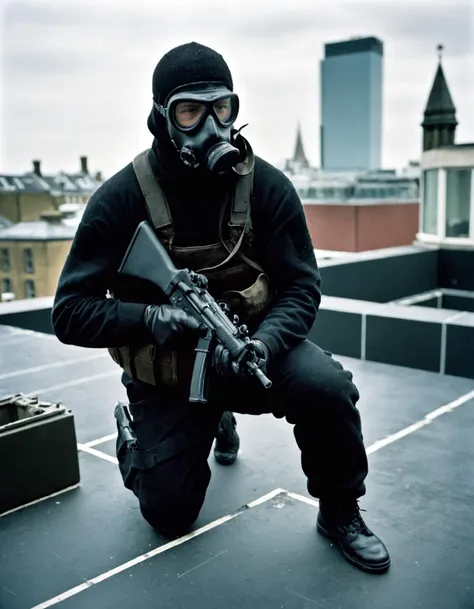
[298, 185, 419, 200]
[1, 278, 35, 298]
[64, 195, 89, 205]
[422, 168, 473, 239]
[0, 248, 34, 273]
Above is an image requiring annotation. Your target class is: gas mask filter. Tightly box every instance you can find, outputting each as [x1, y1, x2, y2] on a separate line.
[154, 82, 241, 174]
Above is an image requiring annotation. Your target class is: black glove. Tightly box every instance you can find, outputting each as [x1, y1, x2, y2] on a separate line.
[212, 340, 269, 379]
[144, 305, 205, 348]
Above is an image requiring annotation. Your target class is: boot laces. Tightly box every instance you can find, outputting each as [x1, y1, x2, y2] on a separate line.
[326, 500, 370, 535]
[342, 502, 370, 535]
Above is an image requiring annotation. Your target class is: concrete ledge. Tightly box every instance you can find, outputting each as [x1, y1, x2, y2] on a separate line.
[445, 313, 474, 379]
[0, 296, 54, 334]
[308, 299, 473, 379]
[318, 246, 438, 302]
[0, 278, 471, 380]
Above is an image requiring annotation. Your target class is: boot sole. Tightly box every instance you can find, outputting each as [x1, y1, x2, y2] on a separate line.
[214, 453, 238, 466]
[317, 521, 391, 574]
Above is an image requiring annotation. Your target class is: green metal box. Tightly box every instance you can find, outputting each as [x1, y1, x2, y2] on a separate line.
[0, 394, 80, 515]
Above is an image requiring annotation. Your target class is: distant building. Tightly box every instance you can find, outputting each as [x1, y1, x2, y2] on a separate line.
[320, 36, 383, 172]
[282, 124, 419, 252]
[417, 46, 474, 248]
[0, 212, 76, 301]
[284, 123, 310, 175]
[298, 169, 420, 252]
[0, 156, 102, 224]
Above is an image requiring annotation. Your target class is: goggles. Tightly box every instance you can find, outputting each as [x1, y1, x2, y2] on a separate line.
[154, 83, 239, 133]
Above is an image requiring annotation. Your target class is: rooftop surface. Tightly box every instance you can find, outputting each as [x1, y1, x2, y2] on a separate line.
[1, 324, 474, 608]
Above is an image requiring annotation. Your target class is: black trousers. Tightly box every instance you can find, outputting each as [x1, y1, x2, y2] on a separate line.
[116, 340, 368, 536]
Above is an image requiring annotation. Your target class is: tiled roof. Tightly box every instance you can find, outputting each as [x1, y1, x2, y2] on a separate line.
[0, 173, 51, 193]
[0, 161, 102, 195]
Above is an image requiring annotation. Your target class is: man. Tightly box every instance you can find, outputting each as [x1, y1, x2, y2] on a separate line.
[52, 42, 390, 574]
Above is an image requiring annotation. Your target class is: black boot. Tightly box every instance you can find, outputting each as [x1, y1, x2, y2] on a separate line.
[214, 411, 240, 465]
[317, 499, 390, 573]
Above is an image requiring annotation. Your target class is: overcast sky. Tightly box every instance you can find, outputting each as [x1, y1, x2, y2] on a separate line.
[0, 0, 473, 178]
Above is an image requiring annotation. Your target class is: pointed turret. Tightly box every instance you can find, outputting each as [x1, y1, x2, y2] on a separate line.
[292, 123, 310, 168]
[422, 44, 457, 151]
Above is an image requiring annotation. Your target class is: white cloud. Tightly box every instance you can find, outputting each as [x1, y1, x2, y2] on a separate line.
[0, 0, 473, 177]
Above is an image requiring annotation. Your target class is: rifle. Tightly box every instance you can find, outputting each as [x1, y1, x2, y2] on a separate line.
[117, 220, 272, 404]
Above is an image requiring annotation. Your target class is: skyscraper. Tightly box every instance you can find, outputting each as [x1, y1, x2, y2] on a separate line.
[320, 36, 383, 172]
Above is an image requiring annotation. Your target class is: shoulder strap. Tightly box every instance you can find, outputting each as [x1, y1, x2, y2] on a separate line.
[199, 144, 264, 274]
[132, 144, 255, 251]
[132, 149, 174, 244]
[230, 137, 255, 233]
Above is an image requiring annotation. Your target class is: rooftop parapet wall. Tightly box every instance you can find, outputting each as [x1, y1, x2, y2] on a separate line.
[1, 246, 472, 380]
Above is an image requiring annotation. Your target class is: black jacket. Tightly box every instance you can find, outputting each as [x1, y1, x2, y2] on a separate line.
[51, 142, 322, 361]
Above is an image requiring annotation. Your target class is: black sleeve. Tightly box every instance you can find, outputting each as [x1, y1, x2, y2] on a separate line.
[51, 182, 149, 348]
[252, 175, 321, 359]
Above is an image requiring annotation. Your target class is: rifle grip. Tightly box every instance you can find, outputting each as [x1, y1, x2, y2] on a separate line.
[189, 330, 214, 404]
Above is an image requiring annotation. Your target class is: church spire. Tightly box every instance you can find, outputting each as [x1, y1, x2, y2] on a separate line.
[422, 44, 457, 151]
[292, 123, 310, 168]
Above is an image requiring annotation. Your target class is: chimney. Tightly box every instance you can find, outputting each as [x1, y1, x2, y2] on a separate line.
[80, 156, 88, 174]
[32, 160, 42, 176]
[40, 210, 64, 224]
[95, 171, 103, 182]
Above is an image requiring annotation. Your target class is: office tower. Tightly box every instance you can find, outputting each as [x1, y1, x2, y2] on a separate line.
[320, 36, 383, 172]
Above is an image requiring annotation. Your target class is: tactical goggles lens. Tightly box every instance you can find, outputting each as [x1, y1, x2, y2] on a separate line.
[174, 97, 236, 128]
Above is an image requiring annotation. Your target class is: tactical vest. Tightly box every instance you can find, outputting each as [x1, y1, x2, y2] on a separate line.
[108, 145, 273, 388]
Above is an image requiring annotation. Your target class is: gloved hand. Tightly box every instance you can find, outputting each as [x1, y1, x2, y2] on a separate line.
[144, 305, 205, 348]
[212, 339, 269, 379]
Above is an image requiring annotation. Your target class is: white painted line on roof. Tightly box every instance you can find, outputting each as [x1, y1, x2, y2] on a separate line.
[0, 353, 108, 381]
[286, 491, 319, 507]
[23, 370, 118, 397]
[424, 389, 474, 419]
[245, 487, 286, 508]
[30, 487, 287, 609]
[0, 484, 80, 518]
[83, 432, 117, 447]
[366, 388, 474, 455]
[77, 444, 118, 464]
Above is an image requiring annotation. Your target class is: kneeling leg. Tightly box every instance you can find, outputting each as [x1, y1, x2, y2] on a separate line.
[116, 390, 222, 537]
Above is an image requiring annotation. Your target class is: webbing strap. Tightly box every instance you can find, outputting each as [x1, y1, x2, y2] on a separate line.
[230, 172, 253, 229]
[132, 150, 173, 233]
[230, 137, 255, 230]
[130, 432, 191, 470]
[197, 204, 251, 273]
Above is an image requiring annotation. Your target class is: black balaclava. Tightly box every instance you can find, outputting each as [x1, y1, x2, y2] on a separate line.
[147, 42, 245, 180]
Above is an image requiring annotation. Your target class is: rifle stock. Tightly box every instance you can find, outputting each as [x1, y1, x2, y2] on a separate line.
[117, 221, 272, 403]
[118, 221, 184, 296]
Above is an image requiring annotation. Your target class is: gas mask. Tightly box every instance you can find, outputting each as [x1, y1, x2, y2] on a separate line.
[154, 82, 241, 174]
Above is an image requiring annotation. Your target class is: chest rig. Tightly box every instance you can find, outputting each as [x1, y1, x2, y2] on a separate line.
[108, 143, 273, 388]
